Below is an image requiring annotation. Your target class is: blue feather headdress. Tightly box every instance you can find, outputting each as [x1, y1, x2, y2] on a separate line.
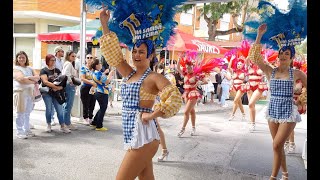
[86, 0, 186, 57]
[243, 0, 307, 54]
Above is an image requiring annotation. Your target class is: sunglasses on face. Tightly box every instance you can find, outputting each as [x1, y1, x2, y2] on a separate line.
[50, 59, 56, 62]
[86, 57, 93, 59]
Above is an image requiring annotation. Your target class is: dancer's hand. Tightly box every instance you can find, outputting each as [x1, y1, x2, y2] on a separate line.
[100, 3, 111, 34]
[257, 23, 267, 36]
[100, 4, 110, 25]
[141, 112, 153, 125]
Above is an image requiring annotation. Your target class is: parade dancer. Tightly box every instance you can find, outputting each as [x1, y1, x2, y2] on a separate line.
[244, 0, 307, 179]
[245, 47, 275, 132]
[86, 1, 184, 179]
[284, 59, 307, 153]
[177, 52, 222, 137]
[226, 45, 248, 122]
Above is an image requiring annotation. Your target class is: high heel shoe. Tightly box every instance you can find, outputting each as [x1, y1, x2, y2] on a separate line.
[177, 128, 185, 137]
[270, 176, 277, 180]
[284, 141, 289, 152]
[287, 142, 296, 154]
[280, 171, 288, 180]
[157, 149, 169, 162]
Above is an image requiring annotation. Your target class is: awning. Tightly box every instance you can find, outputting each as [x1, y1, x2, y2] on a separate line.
[166, 30, 229, 55]
[37, 30, 127, 47]
[37, 31, 95, 43]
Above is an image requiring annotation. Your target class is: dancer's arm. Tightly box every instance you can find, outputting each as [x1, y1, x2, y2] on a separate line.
[176, 57, 183, 75]
[248, 24, 273, 78]
[228, 55, 235, 73]
[153, 76, 182, 119]
[294, 69, 307, 105]
[99, 5, 134, 78]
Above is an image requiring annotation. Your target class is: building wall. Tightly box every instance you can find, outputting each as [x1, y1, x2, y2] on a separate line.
[13, 0, 38, 11]
[175, 13, 194, 35]
[13, 0, 102, 70]
[13, 0, 99, 19]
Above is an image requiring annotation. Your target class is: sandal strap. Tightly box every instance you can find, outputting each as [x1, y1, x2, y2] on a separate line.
[281, 172, 288, 179]
[270, 175, 277, 179]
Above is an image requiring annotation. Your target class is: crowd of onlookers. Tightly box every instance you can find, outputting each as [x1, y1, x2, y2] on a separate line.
[13, 46, 234, 139]
[13, 46, 118, 139]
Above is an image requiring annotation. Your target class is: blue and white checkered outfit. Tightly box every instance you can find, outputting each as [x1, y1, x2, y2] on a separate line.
[266, 68, 301, 123]
[121, 68, 160, 150]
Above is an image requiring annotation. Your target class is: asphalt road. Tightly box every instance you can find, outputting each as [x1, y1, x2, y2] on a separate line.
[13, 104, 307, 180]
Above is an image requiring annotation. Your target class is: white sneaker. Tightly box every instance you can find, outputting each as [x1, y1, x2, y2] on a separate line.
[248, 123, 255, 133]
[26, 131, 36, 137]
[67, 124, 78, 130]
[83, 118, 90, 125]
[89, 119, 93, 124]
[60, 127, 71, 133]
[228, 115, 235, 121]
[51, 121, 57, 126]
[29, 124, 35, 129]
[177, 128, 185, 137]
[190, 127, 196, 136]
[46, 125, 52, 132]
[17, 134, 28, 139]
[241, 114, 246, 121]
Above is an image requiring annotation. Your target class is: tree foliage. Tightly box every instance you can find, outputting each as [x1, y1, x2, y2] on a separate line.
[179, 0, 260, 41]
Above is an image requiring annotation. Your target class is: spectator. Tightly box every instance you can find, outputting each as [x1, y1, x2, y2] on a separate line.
[62, 50, 78, 130]
[13, 51, 40, 139]
[100, 55, 110, 75]
[150, 50, 159, 71]
[208, 70, 217, 103]
[50, 46, 65, 126]
[220, 63, 232, 107]
[90, 58, 114, 131]
[40, 54, 70, 133]
[80, 54, 96, 124]
[54, 46, 65, 71]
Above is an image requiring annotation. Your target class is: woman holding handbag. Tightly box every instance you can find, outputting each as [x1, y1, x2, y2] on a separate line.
[40, 54, 70, 133]
[62, 50, 78, 130]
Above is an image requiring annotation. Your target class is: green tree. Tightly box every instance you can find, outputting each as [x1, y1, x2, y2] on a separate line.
[180, 0, 259, 41]
[295, 38, 307, 55]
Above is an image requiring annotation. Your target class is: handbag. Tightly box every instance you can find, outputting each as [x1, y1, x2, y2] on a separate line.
[196, 86, 204, 96]
[71, 76, 81, 86]
[39, 86, 50, 93]
[33, 83, 42, 102]
[51, 89, 67, 105]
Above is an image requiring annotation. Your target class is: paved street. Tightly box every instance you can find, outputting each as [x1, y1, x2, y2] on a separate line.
[13, 100, 307, 180]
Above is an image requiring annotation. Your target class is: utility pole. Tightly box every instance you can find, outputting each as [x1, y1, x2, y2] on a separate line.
[74, 0, 87, 119]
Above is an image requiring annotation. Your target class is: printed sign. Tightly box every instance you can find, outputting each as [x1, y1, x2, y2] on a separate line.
[135, 24, 162, 40]
[191, 40, 220, 54]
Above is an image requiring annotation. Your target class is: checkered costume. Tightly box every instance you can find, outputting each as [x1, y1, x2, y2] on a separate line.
[121, 68, 160, 150]
[266, 68, 301, 123]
